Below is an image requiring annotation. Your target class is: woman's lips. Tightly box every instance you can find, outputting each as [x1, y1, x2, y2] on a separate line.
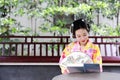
[82, 40, 85, 42]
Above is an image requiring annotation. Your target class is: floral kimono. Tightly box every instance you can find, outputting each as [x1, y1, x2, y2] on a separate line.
[59, 40, 102, 74]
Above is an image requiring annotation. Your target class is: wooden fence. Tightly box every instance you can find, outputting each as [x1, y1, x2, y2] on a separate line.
[0, 36, 120, 63]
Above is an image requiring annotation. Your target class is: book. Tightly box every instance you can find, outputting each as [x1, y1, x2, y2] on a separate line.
[67, 63, 100, 73]
[59, 51, 100, 73]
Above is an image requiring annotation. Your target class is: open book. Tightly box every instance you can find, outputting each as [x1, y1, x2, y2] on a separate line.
[67, 63, 100, 73]
[59, 51, 100, 73]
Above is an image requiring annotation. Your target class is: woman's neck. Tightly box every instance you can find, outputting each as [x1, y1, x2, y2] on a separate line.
[79, 39, 89, 48]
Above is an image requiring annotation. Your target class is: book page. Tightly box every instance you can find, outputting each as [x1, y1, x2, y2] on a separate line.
[67, 63, 100, 73]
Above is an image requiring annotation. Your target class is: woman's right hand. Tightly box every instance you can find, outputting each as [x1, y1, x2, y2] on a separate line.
[62, 68, 70, 74]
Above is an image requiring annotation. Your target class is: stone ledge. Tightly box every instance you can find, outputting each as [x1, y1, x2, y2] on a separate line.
[0, 63, 120, 66]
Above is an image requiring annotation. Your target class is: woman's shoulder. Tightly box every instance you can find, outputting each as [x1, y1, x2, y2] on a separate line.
[67, 41, 77, 46]
[87, 41, 99, 48]
[65, 41, 77, 49]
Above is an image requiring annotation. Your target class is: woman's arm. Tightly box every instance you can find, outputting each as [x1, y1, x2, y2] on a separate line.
[59, 43, 74, 74]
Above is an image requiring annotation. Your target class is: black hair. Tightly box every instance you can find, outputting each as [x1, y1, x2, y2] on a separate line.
[72, 18, 90, 36]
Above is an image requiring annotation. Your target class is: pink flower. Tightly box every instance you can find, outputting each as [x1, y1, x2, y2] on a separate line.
[62, 52, 66, 59]
[93, 50, 97, 53]
[97, 56, 101, 61]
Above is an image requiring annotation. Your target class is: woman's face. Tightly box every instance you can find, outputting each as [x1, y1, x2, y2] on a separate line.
[75, 28, 89, 46]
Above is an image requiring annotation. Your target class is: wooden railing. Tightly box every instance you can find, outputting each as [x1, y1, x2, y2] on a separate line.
[0, 36, 120, 63]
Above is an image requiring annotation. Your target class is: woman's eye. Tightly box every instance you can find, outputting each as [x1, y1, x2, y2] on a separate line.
[83, 33, 87, 36]
[77, 36, 81, 38]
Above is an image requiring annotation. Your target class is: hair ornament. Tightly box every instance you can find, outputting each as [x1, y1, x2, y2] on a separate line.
[81, 19, 84, 22]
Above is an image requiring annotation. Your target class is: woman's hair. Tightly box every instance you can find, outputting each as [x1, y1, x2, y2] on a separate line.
[72, 18, 90, 36]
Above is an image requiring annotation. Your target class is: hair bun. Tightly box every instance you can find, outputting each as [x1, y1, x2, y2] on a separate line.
[72, 18, 90, 36]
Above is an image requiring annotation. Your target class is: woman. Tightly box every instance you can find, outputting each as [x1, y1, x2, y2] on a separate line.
[59, 18, 102, 74]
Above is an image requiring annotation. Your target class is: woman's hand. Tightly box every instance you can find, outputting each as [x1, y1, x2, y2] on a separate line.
[62, 68, 69, 74]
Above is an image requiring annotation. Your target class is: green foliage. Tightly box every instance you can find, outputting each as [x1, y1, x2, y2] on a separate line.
[91, 24, 120, 36]
[0, 0, 120, 36]
[0, 0, 119, 56]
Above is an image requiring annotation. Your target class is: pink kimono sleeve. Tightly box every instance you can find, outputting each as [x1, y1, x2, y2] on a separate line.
[59, 43, 74, 74]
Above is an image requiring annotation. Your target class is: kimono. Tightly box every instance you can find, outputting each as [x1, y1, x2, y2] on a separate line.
[59, 40, 103, 74]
